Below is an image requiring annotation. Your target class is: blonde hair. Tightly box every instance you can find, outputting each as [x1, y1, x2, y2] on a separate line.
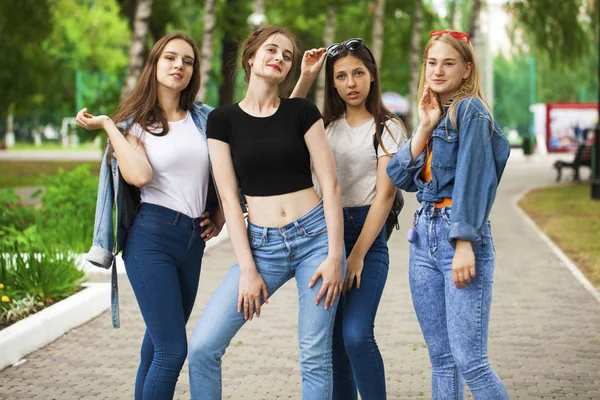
[417, 34, 492, 130]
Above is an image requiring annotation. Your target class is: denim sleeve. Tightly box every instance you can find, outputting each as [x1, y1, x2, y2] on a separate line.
[386, 137, 425, 192]
[449, 116, 498, 243]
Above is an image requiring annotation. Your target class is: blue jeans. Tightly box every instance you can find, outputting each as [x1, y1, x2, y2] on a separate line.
[333, 206, 389, 400]
[123, 203, 206, 400]
[409, 203, 509, 400]
[188, 202, 346, 400]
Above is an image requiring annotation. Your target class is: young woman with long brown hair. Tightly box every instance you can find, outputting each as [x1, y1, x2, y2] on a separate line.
[76, 32, 223, 399]
[291, 38, 407, 400]
[188, 25, 345, 399]
[386, 30, 510, 399]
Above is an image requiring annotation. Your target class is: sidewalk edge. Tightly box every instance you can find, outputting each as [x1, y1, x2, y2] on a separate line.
[0, 282, 110, 371]
[513, 187, 600, 304]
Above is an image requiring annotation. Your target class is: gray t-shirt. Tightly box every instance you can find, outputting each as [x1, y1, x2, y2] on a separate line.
[314, 115, 407, 208]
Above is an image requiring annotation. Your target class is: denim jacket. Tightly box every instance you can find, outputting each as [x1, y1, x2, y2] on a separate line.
[85, 101, 217, 327]
[386, 97, 510, 244]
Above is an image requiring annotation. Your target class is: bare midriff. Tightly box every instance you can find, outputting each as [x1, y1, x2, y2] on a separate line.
[245, 187, 321, 227]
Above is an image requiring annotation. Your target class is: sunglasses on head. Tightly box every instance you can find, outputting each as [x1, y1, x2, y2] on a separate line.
[430, 30, 470, 44]
[326, 38, 365, 58]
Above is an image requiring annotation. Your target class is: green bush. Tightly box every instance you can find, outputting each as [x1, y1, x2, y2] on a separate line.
[4, 250, 85, 305]
[34, 164, 98, 252]
[0, 189, 36, 233]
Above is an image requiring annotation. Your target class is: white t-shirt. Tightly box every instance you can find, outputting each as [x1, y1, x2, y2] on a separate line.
[128, 111, 210, 218]
[314, 115, 407, 208]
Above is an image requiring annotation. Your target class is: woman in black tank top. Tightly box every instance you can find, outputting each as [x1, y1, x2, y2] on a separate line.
[189, 26, 345, 400]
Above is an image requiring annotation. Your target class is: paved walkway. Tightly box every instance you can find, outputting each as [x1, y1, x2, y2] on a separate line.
[1, 150, 599, 399]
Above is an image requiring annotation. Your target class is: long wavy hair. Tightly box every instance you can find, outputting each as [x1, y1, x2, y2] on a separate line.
[240, 25, 299, 87]
[323, 43, 405, 155]
[112, 31, 201, 136]
[417, 34, 491, 130]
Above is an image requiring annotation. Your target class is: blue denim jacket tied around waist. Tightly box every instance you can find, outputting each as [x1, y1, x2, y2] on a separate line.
[386, 96, 510, 244]
[85, 101, 216, 328]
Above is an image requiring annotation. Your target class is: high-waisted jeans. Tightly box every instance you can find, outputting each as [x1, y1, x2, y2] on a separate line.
[188, 202, 346, 400]
[333, 205, 389, 400]
[123, 202, 206, 400]
[409, 203, 509, 399]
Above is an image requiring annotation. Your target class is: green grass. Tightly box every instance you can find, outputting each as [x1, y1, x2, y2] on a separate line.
[519, 184, 600, 289]
[0, 161, 100, 188]
[9, 142, 100, 151]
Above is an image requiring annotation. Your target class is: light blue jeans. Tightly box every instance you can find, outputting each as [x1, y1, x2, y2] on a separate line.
[409, 203, 509, 400]
[188, 202, 346, 400]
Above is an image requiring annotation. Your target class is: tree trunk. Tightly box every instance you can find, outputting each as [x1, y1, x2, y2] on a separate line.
[253, 0, 264, 16]
[372, 0, 386, 66]
[406, 0, 423, 135]
[5, 106, 15, 148]
[196, 0, 216, 102]
[446, 0, 457, 28]
[468, 0, 482, 43]
[315, 7, 335, 111]
[120, 0, 153, 102]
[248, 0, 266, 28]
[219, 37, 238, 106]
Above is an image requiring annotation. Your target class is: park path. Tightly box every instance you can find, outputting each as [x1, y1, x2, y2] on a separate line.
[1, 150, 599, 399]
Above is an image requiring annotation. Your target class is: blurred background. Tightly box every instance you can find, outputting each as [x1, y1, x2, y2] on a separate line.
[0, 0, 597, 153]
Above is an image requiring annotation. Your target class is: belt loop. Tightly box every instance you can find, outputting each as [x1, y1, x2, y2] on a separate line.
[173, 212, 180, 225]
[262, 226, 267, 239]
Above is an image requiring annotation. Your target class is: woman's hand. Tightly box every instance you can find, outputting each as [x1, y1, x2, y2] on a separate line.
[75, 108, 111, 131]
[309, 256, 343, 310]
[417, 84, 442, 131]
[452, 240, 476, 289]
[343, 252, 364, 294]
[199, 212, 221, 242]
[238, 269, 269, 321]
[300, 48, 327, 79]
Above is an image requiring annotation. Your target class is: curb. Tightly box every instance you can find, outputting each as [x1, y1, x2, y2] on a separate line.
[0, 282, 110, 371]
[513, 187, 600, 304]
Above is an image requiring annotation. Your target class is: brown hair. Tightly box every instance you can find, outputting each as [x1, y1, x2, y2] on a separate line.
[113, 31, 200, 136]
[418, 34, 491, 130]
[240, 25, 299, 86]
[323, 42, 406, 155]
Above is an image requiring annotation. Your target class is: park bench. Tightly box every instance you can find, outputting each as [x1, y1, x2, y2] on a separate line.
[553, 143, 593, 182]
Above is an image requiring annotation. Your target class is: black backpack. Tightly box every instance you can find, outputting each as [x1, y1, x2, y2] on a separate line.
[373, 124, 404, 241]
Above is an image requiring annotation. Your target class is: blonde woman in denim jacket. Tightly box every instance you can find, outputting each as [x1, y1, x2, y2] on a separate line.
[76, 32, 223, 400]
[386, 30, 510, 399]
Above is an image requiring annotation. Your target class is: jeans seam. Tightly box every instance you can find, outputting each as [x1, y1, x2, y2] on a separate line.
[130, 242, 162, 398]
[182, 226, 197, 262]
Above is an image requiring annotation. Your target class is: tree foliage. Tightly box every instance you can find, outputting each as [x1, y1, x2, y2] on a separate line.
[505, 0, 593, 67]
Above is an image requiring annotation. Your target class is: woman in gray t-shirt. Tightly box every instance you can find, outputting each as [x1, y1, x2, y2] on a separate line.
[292, 39, 407, 400]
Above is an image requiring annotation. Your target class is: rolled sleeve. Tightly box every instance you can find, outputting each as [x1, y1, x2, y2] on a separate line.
[386, 138, 426, 192]
[449, 116, 498, 244]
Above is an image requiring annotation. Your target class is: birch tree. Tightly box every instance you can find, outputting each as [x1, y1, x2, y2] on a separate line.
[196, 0, 216, 102]
[406, 0, 423, 134]
[121, 0, 153, 101]
[371, 0, 386, 66]
[315, 7, 336, 111]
